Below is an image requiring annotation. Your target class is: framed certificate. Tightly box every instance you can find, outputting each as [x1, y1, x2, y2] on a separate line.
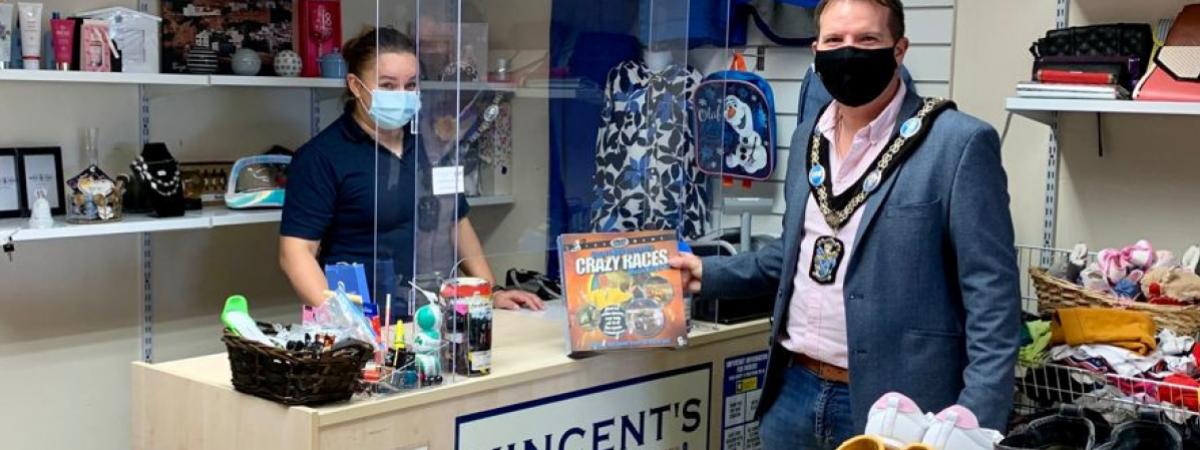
[0, 149, 24, 218]
[17, 147, 65, 216]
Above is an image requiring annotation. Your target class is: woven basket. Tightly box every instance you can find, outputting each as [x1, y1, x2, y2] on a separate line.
[222, 329, 373, 406]
[1030, 267, 1200, 335]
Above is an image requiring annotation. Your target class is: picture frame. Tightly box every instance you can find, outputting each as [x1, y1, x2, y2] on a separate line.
[0, 149, 25, 218]
[16, 147, 65, 216]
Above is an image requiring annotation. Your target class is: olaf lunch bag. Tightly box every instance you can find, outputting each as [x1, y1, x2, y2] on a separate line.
[691, 54, 777, 183]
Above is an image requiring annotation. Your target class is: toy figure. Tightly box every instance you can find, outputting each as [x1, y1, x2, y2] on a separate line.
[412, 303, 443, 385]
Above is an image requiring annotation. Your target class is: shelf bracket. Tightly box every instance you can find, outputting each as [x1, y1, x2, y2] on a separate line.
[135, 0, 154, 362]
[310, 88, 321, 137]
[140, 233, 154, 363]
[1041, 0, 1070, 267]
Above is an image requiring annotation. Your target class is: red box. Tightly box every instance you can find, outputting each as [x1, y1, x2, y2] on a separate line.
[298, 0, 342, 78]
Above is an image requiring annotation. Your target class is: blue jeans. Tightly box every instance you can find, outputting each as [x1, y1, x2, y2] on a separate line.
[760, 365, 855, 450]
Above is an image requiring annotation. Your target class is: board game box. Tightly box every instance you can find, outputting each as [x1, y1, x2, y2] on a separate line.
[557, 230, 688, 356]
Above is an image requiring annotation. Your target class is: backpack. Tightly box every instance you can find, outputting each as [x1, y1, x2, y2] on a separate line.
[691, 54, 777, 185]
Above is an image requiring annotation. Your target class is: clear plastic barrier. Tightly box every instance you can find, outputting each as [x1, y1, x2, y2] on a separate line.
[353, 0, 763, 394]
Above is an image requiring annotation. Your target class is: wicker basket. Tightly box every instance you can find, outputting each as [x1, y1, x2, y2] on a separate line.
[222, 330, 373, 406]
[1030, 268, 1200, 335]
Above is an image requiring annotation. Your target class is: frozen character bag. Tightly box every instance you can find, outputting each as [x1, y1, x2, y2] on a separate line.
[692, 54, 777, 182]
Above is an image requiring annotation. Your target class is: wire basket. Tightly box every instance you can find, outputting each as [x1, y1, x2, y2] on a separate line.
[222, 330, 374, 406]
[1016, 245, 1200, 422]
[1016, 362, 1200, 424]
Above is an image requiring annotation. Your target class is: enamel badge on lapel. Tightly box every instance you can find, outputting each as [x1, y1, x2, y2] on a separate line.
[808, 164, 826, 187]
[864, 170, 882, 193]
[804, 97, 955, 285]
[900, 117, 922, 139]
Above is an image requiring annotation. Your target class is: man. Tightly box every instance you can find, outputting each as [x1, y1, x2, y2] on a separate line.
[670, 0, 1020, 448]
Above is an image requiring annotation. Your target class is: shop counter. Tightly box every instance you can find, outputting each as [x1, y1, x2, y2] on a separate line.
[132, 309, 770, 450]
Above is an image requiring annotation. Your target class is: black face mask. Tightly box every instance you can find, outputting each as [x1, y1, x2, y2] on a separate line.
[814, 46, 898, 107]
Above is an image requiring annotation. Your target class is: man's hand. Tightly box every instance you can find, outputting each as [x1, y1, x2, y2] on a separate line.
[494, 290, 546, 311]
[669, 252, 703, 294]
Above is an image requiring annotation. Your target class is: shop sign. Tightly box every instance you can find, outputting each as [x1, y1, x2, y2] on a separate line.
[455, 364, 712, 450]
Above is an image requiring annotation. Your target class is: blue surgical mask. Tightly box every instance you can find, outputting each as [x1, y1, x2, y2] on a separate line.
[357, 80, 421, 130]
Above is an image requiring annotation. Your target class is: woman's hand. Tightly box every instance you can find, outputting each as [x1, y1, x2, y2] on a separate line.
[494, 289, 546, 311]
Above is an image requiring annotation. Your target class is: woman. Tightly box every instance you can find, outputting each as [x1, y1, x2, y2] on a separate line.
[280, 27, 543, 314]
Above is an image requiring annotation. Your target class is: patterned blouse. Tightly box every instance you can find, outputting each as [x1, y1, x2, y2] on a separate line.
[590, 60, 709, 239]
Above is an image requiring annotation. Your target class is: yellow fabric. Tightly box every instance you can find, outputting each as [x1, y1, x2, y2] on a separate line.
[1050, 307, 1158, 355]
[837, 435, 887, 450]
[901, 445, 935, 450]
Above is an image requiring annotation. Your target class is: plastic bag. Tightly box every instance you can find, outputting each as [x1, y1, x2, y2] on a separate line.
[309, 282, 380, 351]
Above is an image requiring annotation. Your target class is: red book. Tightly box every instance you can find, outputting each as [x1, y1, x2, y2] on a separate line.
[297, 0, 343, 78]
[1036, 69, 1116, 85]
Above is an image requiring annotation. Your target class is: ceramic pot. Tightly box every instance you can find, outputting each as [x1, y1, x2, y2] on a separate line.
[274, 50, 302, 77]
[186, 45, 218, 74]
[231, 48, 262, 76]
[319, 50, 347, 79]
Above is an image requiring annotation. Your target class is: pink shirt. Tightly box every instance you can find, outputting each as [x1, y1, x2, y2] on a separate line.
[781, 83, 907, 368]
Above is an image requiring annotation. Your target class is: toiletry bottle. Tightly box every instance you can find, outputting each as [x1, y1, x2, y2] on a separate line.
[0, 3, 14, 69]
[17, 2, 42, 70]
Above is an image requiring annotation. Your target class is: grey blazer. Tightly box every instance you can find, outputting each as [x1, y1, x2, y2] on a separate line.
[701, 88, 1021, 432]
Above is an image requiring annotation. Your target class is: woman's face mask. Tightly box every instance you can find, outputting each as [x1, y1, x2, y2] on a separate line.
[355, 77, 421, 130]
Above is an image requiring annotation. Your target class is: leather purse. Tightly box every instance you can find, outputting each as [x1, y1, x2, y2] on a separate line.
[1031, 23, 1155, 74]
[1136, 4, 1200, 101]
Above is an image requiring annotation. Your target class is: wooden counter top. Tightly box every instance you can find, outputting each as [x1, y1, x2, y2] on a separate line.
[134, 309, 770, 429]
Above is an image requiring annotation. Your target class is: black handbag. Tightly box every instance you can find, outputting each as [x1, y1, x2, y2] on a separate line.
[1030, 23, 1155, 75]
[131, 143, 186, 218]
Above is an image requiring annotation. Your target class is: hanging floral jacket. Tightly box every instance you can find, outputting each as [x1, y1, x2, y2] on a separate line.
[590, 60, 708, 239]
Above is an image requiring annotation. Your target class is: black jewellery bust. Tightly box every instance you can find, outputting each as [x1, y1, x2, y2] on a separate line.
[130, 143, 186, 218]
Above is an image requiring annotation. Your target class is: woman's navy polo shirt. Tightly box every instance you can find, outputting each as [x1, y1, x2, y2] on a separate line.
[281, 110, 469, 301]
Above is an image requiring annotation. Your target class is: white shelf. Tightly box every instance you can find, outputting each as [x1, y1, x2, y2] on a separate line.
[209, 75, 344, 89]
[0, 69, 209, 86]
[0, 197, 514, 242]
[0, 69, 344, 89]
[0, 70, 607, 100]
[466, 195, 514, 207]
[1006, 97, 1200, 125]
[0, 206, 280, 243]
[421, 81, 518, 92]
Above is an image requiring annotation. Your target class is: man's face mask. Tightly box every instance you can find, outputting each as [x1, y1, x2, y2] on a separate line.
[814, 46, 898, 107]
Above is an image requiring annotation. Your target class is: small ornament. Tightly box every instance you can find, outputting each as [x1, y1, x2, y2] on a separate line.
[273, 50, 302, 77]
[28, 189, 53, 229]
[186, 38, 218, 75]
[319, 50, 347, 79]
[231, 48, 262, 76]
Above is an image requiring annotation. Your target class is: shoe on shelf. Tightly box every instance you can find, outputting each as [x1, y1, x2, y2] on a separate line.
[918, 405, 1003, 450]
[864, 392, 932, 450]
[1095, 410, 1182, 450]
[838, 435, 887, 450]
[996, 405, 1103, 450]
